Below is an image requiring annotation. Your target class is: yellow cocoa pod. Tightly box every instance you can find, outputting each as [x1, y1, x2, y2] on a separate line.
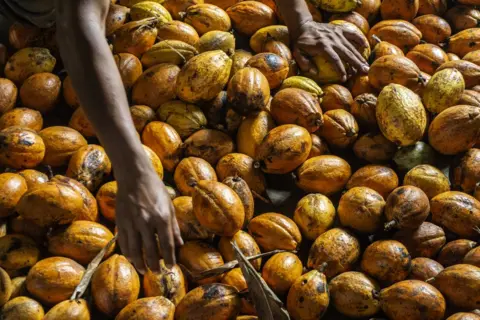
[4, 47, 56, 84]
[280, 76, 324, 99]
[428, 105, 480, 155]
[447, 28, 480, 58]
[422, 68, 465, 114]
[157, 100, 206, 139]
[197, 31, 235, 55]
[129, 1, 172, 26]
[176, 50, 232, 103]
[250, 25, 289, 53]
[184, 4, 231, 35]
[294, 193, 336, 241]
[141, 40, 198, 67]
[236, 111, 275, 158]
[311, 0, 360, 12]
[287, 269, 330, 320]
[376, 83, 427, 146]
[255, 124, 312, 174]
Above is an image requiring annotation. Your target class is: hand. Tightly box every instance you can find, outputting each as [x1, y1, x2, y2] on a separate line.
[115, 166, 183, 274]
[292, 20, 370, 82]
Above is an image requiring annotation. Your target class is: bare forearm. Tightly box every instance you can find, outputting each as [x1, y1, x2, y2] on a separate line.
[56, 0, 149, 180]
[276, 0, 313, 39]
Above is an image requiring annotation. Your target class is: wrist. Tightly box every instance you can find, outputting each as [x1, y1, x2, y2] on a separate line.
[290, 16, 313, 41]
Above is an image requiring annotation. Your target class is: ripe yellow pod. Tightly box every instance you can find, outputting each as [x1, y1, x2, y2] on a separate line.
[422, 68, 465, 114]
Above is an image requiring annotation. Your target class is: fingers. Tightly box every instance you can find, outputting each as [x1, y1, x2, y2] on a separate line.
[336, 42, 369, 74]
[156, 218, 176, 267]
[293, 47, 317, 74]
[324, 47, 347, 83]
[126, 228, 147, 274]
[139, 224, 161, 272]
[117, 227, 130, 264]
[171, 214, 184, 247]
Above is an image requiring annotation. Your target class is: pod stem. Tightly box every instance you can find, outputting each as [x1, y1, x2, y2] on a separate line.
[187, 180, 198, 188]
[156, 37, 187, 64]
[425, 277, 435, 284]
[253, 161, 261, 169]
[372, 289, 380, 300]
[384, 220, 397, 231]
[371, 34, 382, 44]
[70, 233, 118, 300]
[251, 190, 271, 203]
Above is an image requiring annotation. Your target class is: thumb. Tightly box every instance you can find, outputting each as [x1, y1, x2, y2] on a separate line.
[294, 47, 317, 74]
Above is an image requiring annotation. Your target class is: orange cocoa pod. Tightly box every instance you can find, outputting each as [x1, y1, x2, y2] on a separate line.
[456, 89, 480, 107]
[347, 165, 399, 198]
[218, 230, 262, 271]
[0, 126, 45, 169]
[384, 186, 430, 231]
[361, 240, 411, 284]
[351, 93, 377, 129]
[245, 53, 288, 89]
[354, 0, 380, 22]
[43, 299, 90, 320]
[143, 261, 187, 306]
[321, 84, 354, 111]
[173, 196, 212, 241]
[178, 240, 224, 284]
[19, 72, 60, 113]
[91, 254, 140, 317]
[347, 74, 378, 97]
[270, 88, 323, 132]
[112, 18, 158, 57]
[308, 134, 330, 159]
[412, 14, 451, 45]
[142, 121, 183, 172]
[222, 176, 254, 228]
[174, 157, 217, 196]
[0, 107, 42, 131]
[130, 105, 155, 133]
[0, 234, 39, 271]
[447, 313, 480, 320]
[379, 280, 446, 320]
[1, 296, 44, 320]
[183, 129, 235, 165]
[227, 67, 270, 116]
[319, 109, 359, 149]
[17, 169, 47, 190]
[418, 0, 447, 15]
[0, 173, 27, 218]
[452, 148, 480, 193]
[296, 155, 352, 195]
[255, 124, 312, 174]
[114, 53, 143, 90]
[437, 239, 478, 267]
[216, 153, 267, 195]
[26, 257, 85, 305]
[380, 0, 419, 21]
[62, 75, 80, 109]
[261, 252, 303, 296]
[184, 4, 231, 35]
[370, 39, 404, 63]
[116, 296, 175, 320]
[308, 228, 361, 279]
[132, 64, 180, 110]
[39, 126, 87, 167]
[368, 55, 426, 91]
[236, 111, 275, 159]
[105, 4, 129, 36]
[221, 268, 256, 315]
[163, 0, 203, 19]
[436, 60, 480, 88]
[156, 21, 200, 47]
[66, 144, 112, 192]
[368, 20, 422, 52]
[47, 221, 115, 265]
[248, 213, 302, 251]
[464, 246, 480, 267]
[406, 44, 449, 75]
[447, 28, 480, 58]
[409, 257, 444, 281]
[445, 5, 480, 33]
[393, 221, 446, 258]
[353, 132, 397, 164]
[227, 1, 277, 36]
[191, 180, 244, 236]
[69, 107, 95, 138]
[96, 181, 117, 222]
[330, 11, 370, 35]
[0, 78, 17, 114]
[175, 283, 240, 320]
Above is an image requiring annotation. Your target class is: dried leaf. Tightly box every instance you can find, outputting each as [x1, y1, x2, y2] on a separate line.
[232, 241, 290, 320]
[181, 249, 291, 282]
[70, 233, 118, 300]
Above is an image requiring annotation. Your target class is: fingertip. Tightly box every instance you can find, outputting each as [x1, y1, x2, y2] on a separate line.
[362, 65, 370, 73]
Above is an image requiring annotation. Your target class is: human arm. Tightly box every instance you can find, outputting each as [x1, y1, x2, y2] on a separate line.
[276, 0, 369, 82]
[55, 0, 183, 272]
